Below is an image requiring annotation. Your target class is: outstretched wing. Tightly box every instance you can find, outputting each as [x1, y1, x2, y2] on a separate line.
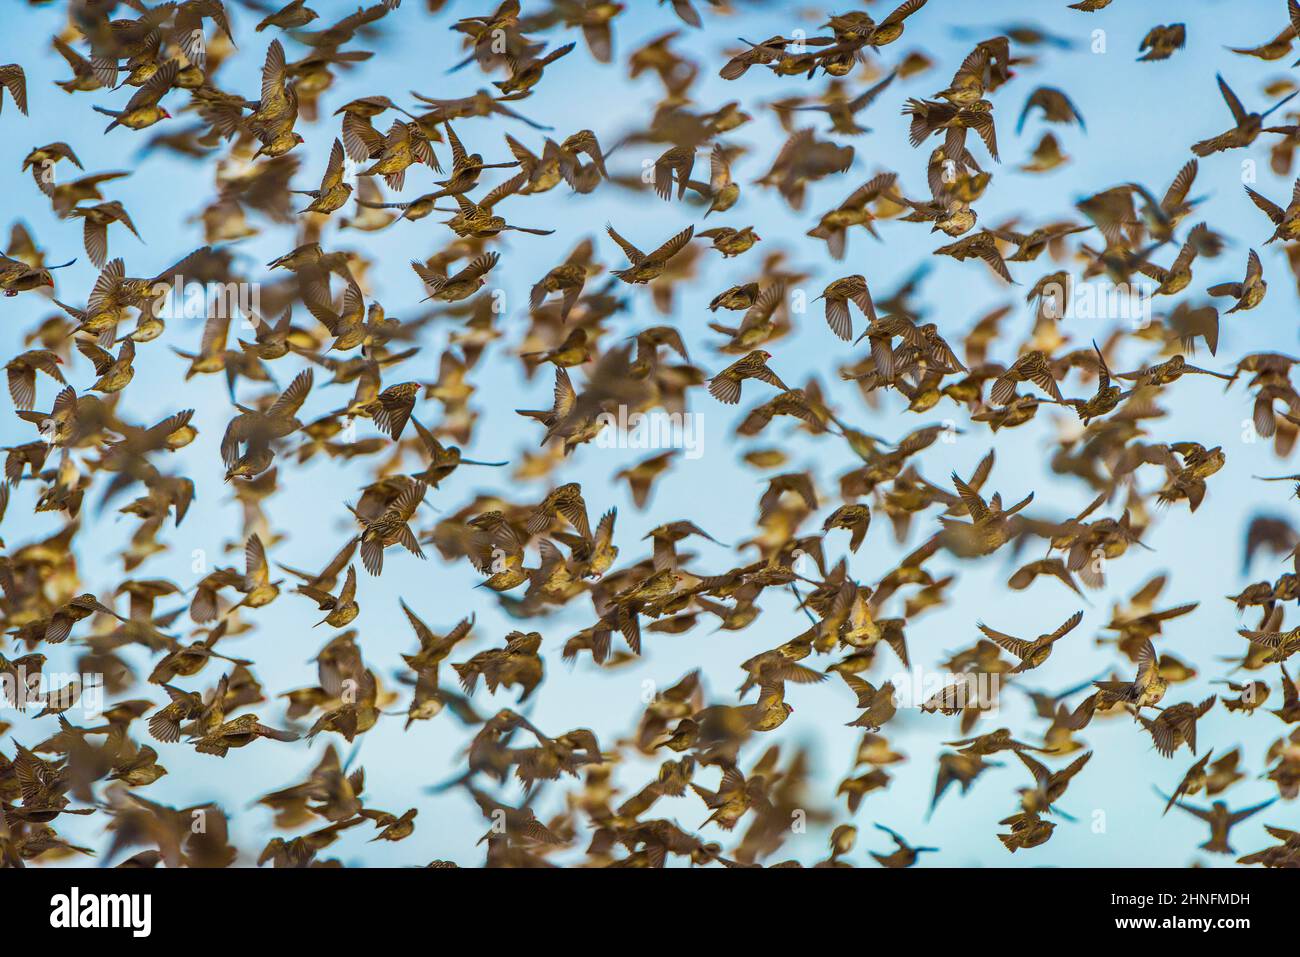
[978, 622, 1033, 660]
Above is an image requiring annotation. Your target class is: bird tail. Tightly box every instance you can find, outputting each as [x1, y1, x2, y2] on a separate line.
[93, 106, 121, 132]
[451, 661, 478, 693]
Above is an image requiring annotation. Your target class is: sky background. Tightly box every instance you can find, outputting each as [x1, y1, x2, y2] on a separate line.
[3, 0, 1299, 866]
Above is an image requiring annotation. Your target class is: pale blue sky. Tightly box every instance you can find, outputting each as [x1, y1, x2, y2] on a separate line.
[3, 0, 1297, 866]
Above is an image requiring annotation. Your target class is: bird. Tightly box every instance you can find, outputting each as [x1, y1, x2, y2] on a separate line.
[1207, 250, 1267, 313]
[1017, 87, 1085, 133]
[1137, 695, 1217, 758]
[1159, 796, 1278, 854]
[0, 64, 28, 115]
[708, 350, 789, 404]
[818, 275, 879, 342]
[93, 60, 177, 133]
[978, 611, 1085, 673]
[869, 824, 938, 867]
[298, 564, 359, 628]
[1191, 74, 1298, 156]
[1161, 751, 1215, 814]
[606, 223, 695, 283]
[75, 338, 136, 393]
[258, 1, 320, 32]
[1015, 750, 1092, 814]
[66, 201, 143, 270]
[991, 351, 1064, 405]
[0, 0, 1293, 875]
[291, 138, 353, 215]
[696, 226, 761, 258]
[414, 252, 500, 303]
[1246, 178, 1300, 244]
[191, 713, 300, 758]
[843, 675, 898, 731]
[221, 369, 314, 480]
[1094, 639, 1168, 713]
[998, 811, 1055, 852]
[823, 504, 871, 553]
[1139, 24, 1187, 61]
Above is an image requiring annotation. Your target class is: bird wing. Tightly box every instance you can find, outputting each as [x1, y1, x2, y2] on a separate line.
[978, 623, 1033, 660]
[245, 534, 270, 585]
[1046, 610, 1085, 643]
[1227, 799, 1277, 825]
[1216, 74, 1249, 126]
[951, 471, 990, 523]
[606, 223, 645, 264]
[0, 64, 28, 115]
[646, 225, 696, 263]
[1135, 638, 1159, 685]
[321, 138, 347, 190]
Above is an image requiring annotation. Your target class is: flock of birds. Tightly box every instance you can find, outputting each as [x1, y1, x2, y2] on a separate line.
[3, 0, 1300, 868]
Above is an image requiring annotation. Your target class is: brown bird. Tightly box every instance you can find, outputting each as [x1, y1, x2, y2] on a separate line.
[414, 252, 500, 303]
[299, 564, 359, 628]
[529, 240, 594, 320]
[817, 274, 878, 341]
[979, 611, 1085, 673]
[6, 350, 65, 409]
[1094, 639, 1168, 713]
[697, 226, 761, 258]
[66, 202, 143, 270]
[93, 60, 177, 132]
[258, 1, 320, 32]
[1017, 87, 1085, 133]
[0, 64, 28, 115]
[76, 338, 135, 393]
[527, 483, 592, 540]
[221, 369, 314, 480]
[1161, 751, 1215, 815]
[1160, 796, 1277, 854]
[44, 593, 124, 644]
[1245, 177, 1300, 244]
[708, 350, 789, 404]
[823, 504, 871, 552]
[192, 713, 300, 758]
[1191, 74, 1297, 156]
[607, 223, 695, 283]
[843, 675, 898, 731]
[991, 351, 1063, 405]
[353, 479, 427, 575]
[1137, 695, 1216, 758]
[291, 138, 353, 215]
[1207, 249, 1266, 313]
[1139, 23, 1186, 61]
[997, 810, 1055, 852]
[870, 824, 938, 867]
